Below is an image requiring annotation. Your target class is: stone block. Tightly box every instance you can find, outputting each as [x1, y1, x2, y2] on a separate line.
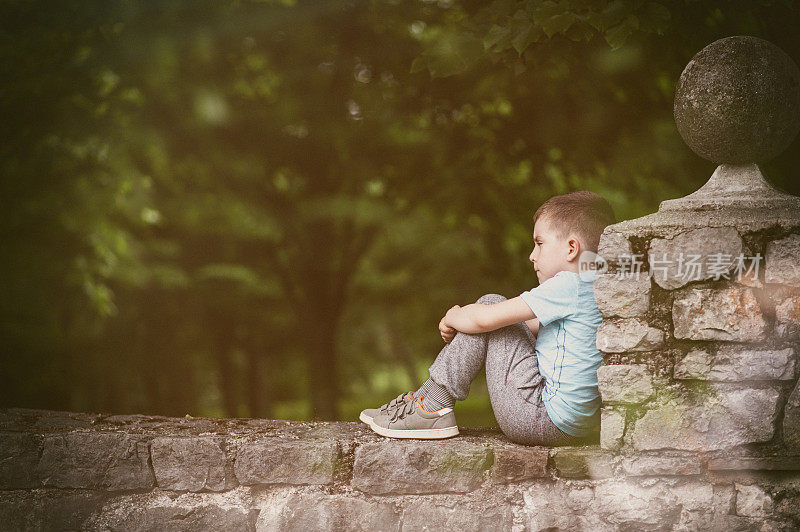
[600, 407, 625, 451]
[593, 479, 714, 528]
[597, 231, 633, 264]
[523, 479, 715, 530]
[616, 453, 703, 476]
[31, 411, 101, 430]
[669, 482, 719, 529]
[597, 364, 653, 403]
[674, 345, 795, 381]
[0, 432, 39, 488]
[736, 483, 774, 518]
[716, 346, 795, 381]
[522, 481, 602, 531]
[627, 386, 781, 451]
[234, 438, 341, 486]
[37, 433, 153, 490]
[551, 448, 614, 479]
[255, 490, 400, 531]
[489, 443, 548, 483]
[596, 318, 665, 353]
[784, 379, 800, 449]
[593, 273, 651, 318]
[707, 456, 800, 471]
[401, 499, 514, 531]
[765, 234, 800, 287]
[776, 295, 800, 338]
[648, 227, 742, 289]
[352, 441, 491, 495]
[85, 489, 256, 530]
[151, 436, 232, 492]
[672, 286, 766, 342]
[673, 349, 712, 380]
[712, 484, 736, 515]
[0, 489, 106, 531]
[709, 514, 768, 531]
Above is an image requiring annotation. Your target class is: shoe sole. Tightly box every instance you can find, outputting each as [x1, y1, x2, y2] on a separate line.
[369, 420, 459, 439]
[359, 411, 373, 424]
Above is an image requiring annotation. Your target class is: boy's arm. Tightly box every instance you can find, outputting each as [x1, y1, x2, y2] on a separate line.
[444, 296, 535, 334]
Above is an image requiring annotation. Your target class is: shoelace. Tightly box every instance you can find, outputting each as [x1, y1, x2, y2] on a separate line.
[390, 397, 419, 423]
[381, 391, 413, 414]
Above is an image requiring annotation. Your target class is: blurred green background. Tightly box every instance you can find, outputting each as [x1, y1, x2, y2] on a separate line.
[2, 0, 799, 425]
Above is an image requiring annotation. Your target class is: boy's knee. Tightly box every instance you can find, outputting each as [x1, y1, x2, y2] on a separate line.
[477, 293, 506, 305]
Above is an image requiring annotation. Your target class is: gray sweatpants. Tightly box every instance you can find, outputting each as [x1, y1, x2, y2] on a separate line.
[428, 293, 590, 446]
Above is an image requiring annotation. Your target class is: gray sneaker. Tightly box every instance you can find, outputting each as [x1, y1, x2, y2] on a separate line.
[359, 391, 415, 424]
[369, 396, 459, 439]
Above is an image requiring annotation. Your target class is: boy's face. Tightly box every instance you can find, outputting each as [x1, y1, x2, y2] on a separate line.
[529, 216, 578, 283]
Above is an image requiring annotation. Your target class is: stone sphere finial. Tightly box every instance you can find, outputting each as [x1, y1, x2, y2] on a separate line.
[673, 35, 800, 165]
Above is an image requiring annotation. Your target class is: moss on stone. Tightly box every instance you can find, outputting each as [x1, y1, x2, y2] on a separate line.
[433, 448, 493, 475]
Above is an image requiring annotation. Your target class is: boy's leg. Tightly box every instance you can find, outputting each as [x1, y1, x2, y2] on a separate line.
[428, 293, 583, 446]
[364, 296, 493, 438]
[484, 320, 582, 446]
[426, 294, 507, 401]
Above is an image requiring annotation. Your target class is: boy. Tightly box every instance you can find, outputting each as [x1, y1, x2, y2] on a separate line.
[360, 190, 616, 445]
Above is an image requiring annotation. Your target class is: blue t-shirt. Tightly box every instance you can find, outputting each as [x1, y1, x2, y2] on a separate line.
[519, 270, 602, 437]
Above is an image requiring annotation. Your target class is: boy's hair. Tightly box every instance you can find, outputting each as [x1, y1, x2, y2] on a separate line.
[533, 191, 616, 253]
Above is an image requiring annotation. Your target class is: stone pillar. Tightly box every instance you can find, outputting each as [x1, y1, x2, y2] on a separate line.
[594, 36, 800, 454]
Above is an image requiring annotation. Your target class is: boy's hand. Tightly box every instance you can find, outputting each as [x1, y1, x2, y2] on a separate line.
[439, 305, 460, 343]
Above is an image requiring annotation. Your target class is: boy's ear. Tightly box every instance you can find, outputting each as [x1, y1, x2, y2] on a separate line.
[566, 236, 581, 261]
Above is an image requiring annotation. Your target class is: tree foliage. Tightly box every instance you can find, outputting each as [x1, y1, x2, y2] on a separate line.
[411, 0, 798, 77]
[2, 0, 799, 421]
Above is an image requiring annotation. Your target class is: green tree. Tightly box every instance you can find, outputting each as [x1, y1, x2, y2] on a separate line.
[2, 0, 798, 422]
[0, 1, 150, 409]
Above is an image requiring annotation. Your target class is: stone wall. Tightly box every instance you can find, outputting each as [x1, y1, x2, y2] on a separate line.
[589, 35, 800, 478]
[2, 408, 800, 530]
[594, 217, 800, 456]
